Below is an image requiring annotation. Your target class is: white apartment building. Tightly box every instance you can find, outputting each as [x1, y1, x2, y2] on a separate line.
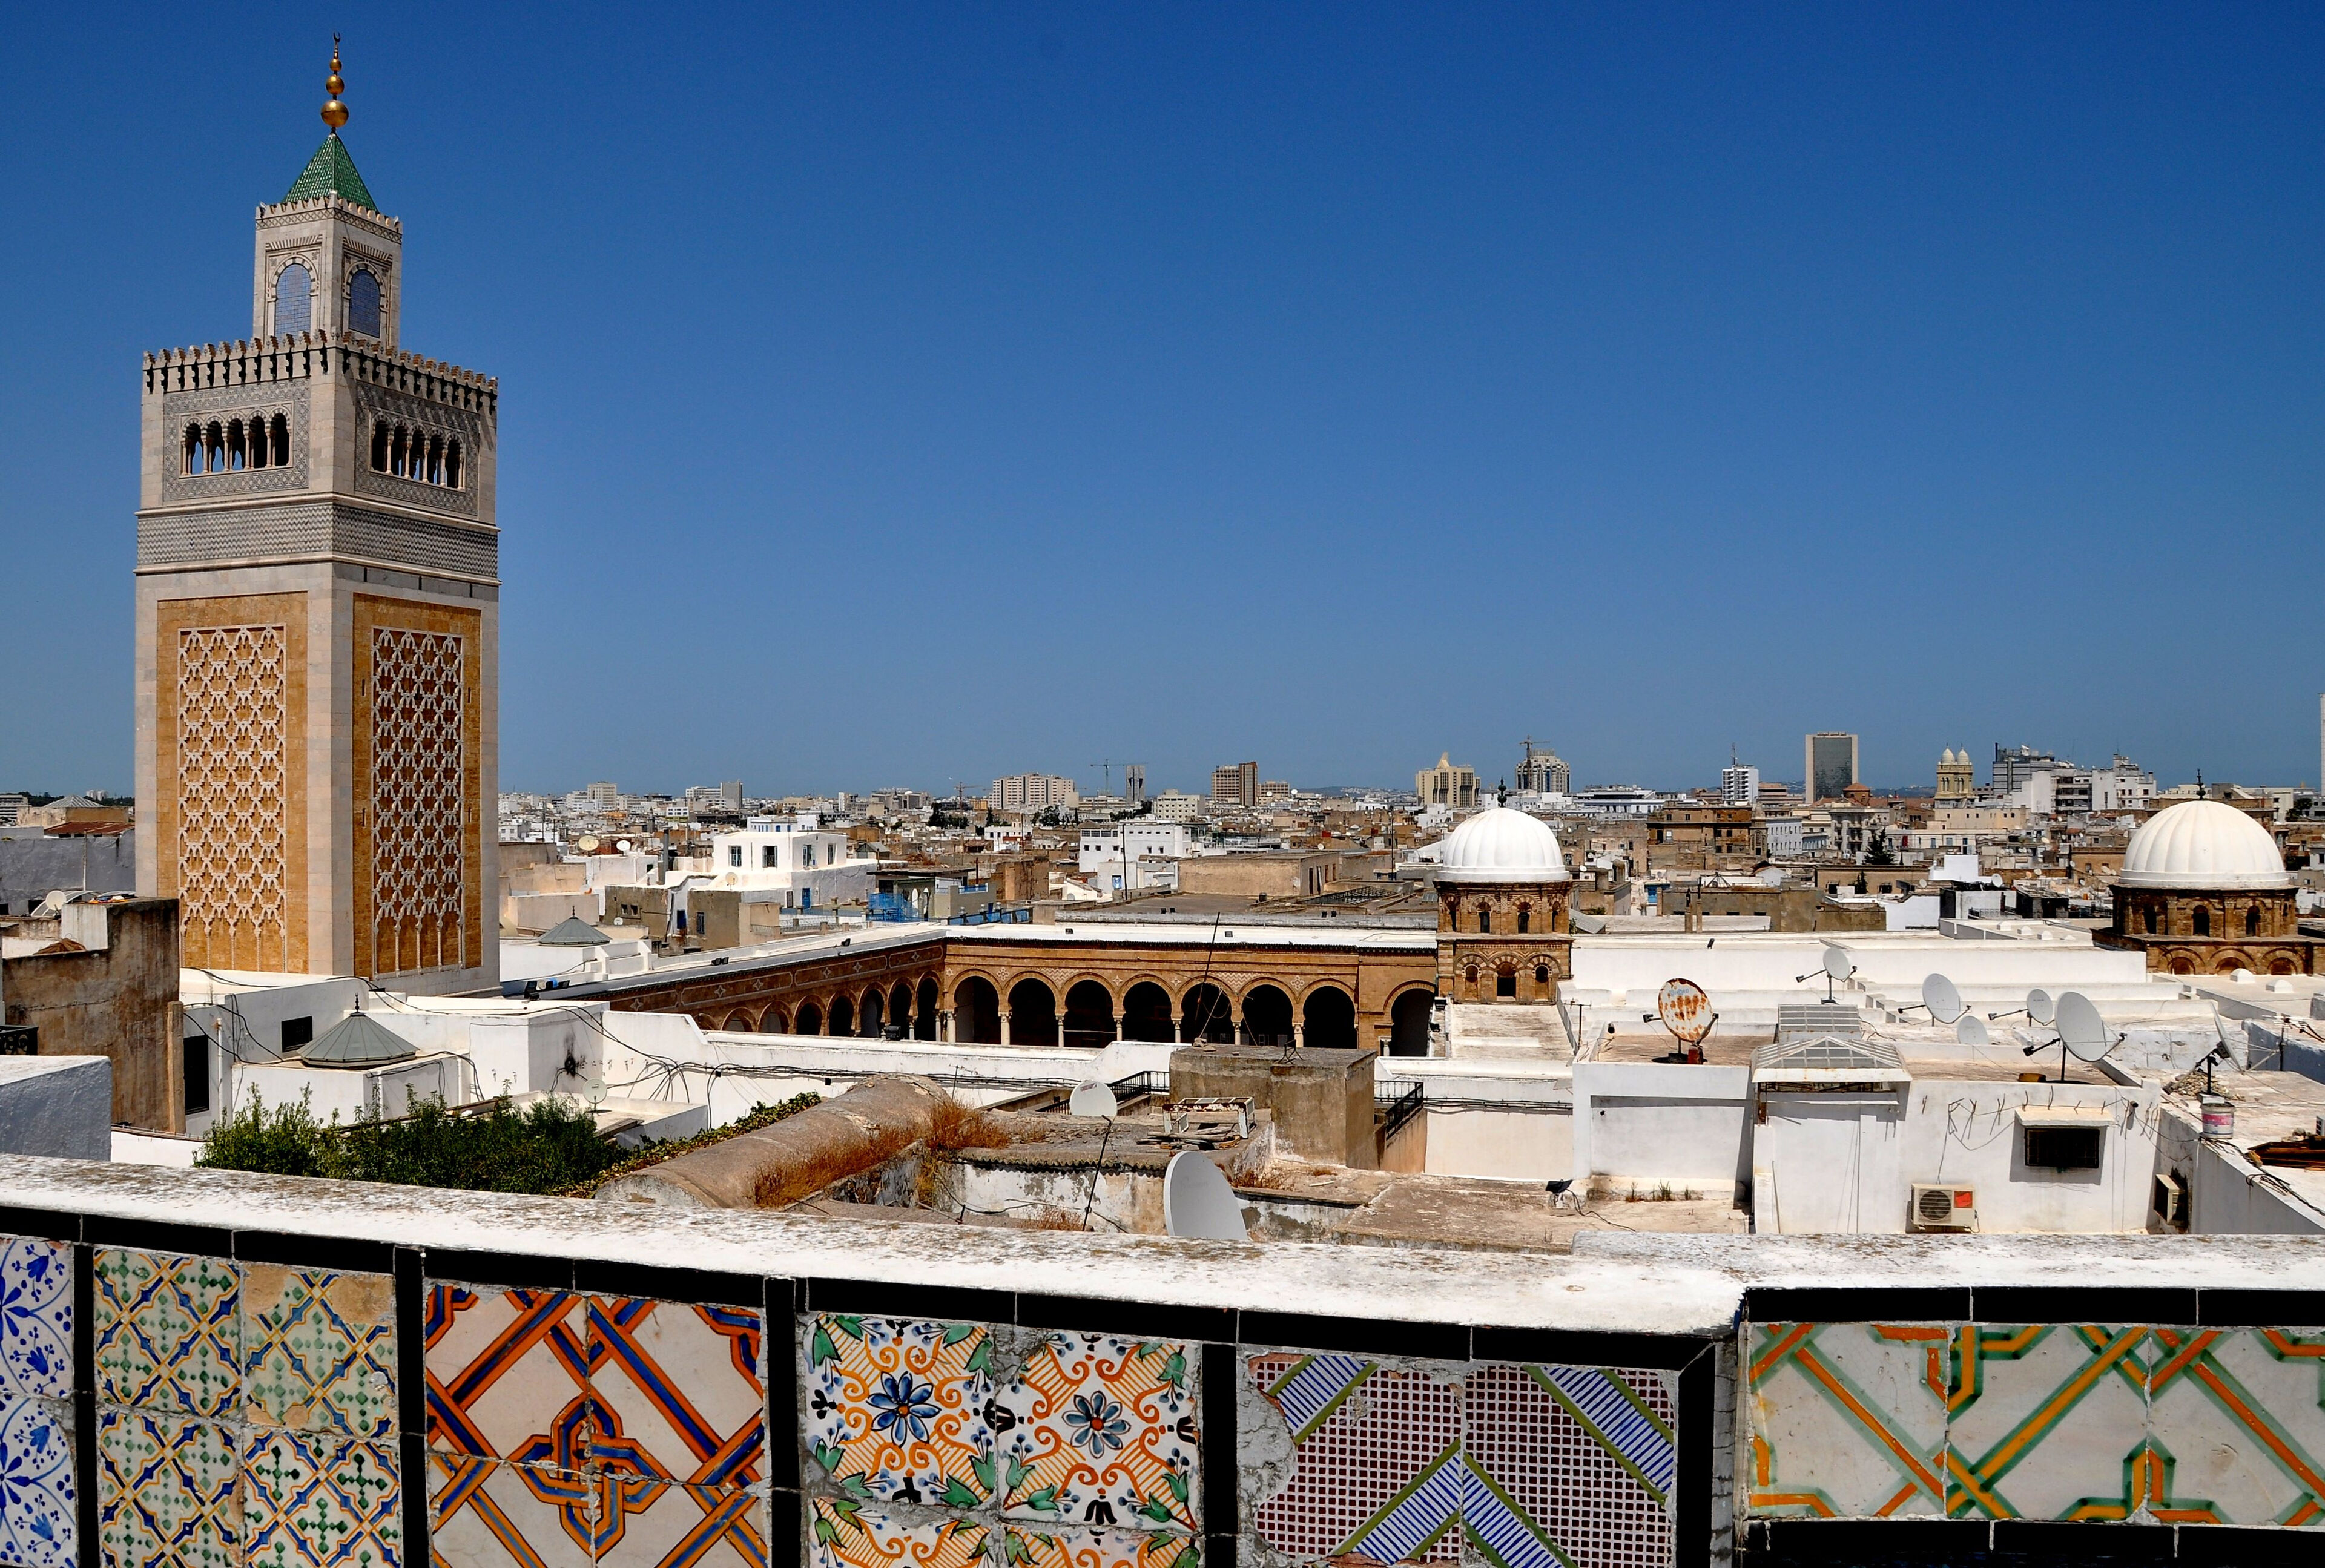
[990, 773, 1078, 812]
[695, 815, 866, 913]
[1151, 790, 1205, 824]
[1720, 764, 1760, 806]
[1077, 823, 1189, 890]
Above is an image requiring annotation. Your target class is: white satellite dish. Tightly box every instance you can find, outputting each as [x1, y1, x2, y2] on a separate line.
[1163, 1151, 1248, 1241]
[1823, 946, 1855, 982]
[1956, 1014, 1991, 1048]
[2055, 992, 2111, 1062]
[1068, 1080, 1118, 1119]
[1922, 973, 1964, 1024]
[2026, 989, 2056, 1026]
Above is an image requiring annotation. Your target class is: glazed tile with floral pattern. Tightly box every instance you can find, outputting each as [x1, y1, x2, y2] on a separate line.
[0, 1238, 72, 1402]
[242, 1264, 396, 1438]
[803, 1314, 994, 1507]
[0, 1394, 76, 1568]
[96, 1408, 240, 1568]
[809, 1498, 987, 1568]
[994, 1334, 1197, 1530]
[1006, 1527, 1198, 1568]
[240, 1428, 401, 1568]
[94, 1249, 240, 1417]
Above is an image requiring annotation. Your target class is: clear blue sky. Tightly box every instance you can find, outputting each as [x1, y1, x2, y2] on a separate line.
[4, 4, 2322, 799]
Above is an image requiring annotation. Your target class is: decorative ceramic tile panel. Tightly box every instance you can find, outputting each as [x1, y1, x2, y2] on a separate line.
[1468, 1363, 1675, 1568]
[1247, 1351, 1465, 1564]
[1747, 1321, 2325, 1530]
[803, 1315, 994, 1507]
[242, 1265, 396, 1438]
[587, 1295, 766, 1488]
[1747, 1323, 1948, 1521]
[1006, 1527, 1198, 1568]
[240, 1429, 401, 1568]
[995, 1332, 1198, 1530]
[95, 1250, 241, 1417]
[425, 1285, 592, 1466]
[2138, 1326, 2325, 1526]
[0, 1239, 72, 1401]
[96, 1408, 240, 1568]
[1941, 1325, 2154, 1522]
[807, 1500, 986, 1568]
[428, 1455, 596, 1568]
[595, 1480, 768, 1568]
[0, 1396, 76, 1568]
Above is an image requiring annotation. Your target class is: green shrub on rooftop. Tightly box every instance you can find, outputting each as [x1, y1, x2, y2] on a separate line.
[196, 1090, 618, 1193]
[196, 1088, 822, 1196]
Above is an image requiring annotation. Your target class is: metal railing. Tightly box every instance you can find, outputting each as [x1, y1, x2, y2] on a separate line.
[1377, 1079, 1425, 1140]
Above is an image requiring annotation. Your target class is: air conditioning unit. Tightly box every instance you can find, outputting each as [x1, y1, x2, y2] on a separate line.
[1909, 1183, 1976, 1233]
[2152, 1171, 2186, 1231]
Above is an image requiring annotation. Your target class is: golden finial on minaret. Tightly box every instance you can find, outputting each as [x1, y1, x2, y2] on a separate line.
[321, 38, 349, 131]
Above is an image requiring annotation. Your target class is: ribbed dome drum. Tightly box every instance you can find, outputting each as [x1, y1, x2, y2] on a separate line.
[1436, 806, 1571, 883]
[2119, 799, 2290, 890]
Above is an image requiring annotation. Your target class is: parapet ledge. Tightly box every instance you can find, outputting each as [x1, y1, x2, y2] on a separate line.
[143, 332, 496, 396]
[255, 192, 402, 233]
[0, 1153, 1744, 1338]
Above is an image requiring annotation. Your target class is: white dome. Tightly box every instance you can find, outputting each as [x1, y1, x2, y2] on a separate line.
[1436, 806, 1570, 883]
[1941, 748, 1956, 765]
[2119, 799, 2289, 890]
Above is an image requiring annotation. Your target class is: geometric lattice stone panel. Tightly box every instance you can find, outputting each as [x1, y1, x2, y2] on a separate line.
[176, 623, 289, 970]
[367, 625, 466, 976]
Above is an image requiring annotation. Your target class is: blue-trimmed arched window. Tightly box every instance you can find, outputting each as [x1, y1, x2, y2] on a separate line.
[274, 263, 311, 336]
[348, 268, 381, 337]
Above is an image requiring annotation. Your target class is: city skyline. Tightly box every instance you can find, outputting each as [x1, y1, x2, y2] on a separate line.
[6, 8, 2324, 792]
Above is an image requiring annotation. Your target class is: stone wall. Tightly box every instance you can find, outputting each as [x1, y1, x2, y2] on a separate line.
[0, 898, 180, 1130]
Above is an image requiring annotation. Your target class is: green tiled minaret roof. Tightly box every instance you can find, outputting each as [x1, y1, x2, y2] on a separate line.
[284, 133, 377, 211]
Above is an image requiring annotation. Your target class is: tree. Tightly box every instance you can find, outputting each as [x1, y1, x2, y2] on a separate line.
[1864, 828, 1895, 867]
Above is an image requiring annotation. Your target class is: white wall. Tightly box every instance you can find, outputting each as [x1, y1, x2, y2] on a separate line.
[1572, 1062, 1752, 1193]
[1758, 1080, 2160, 1234]
[0, 1057, 110, 1161]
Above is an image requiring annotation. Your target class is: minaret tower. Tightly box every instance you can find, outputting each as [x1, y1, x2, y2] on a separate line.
[136, 46, 498, 993]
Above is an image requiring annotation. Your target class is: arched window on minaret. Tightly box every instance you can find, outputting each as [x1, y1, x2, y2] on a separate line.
[370, 421, 389, 471]
[226, 420, 247, 471]
[389, 425, 408, 478]
[348, 268, 381, 337]
[444, 438, 462, 489]
[183, 424, 203, 474]
[205, 423, 225, 472]
[275, 262, 312, 337]
[270, 413, 290, 467]
[426, 432, 443, 485]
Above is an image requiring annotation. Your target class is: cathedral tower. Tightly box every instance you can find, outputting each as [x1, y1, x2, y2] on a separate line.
[135, 49, 498, 994]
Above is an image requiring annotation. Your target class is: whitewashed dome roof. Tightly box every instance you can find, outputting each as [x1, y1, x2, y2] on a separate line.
[2120, 799, 2289, 890]
[1436, 806, 1571, 883]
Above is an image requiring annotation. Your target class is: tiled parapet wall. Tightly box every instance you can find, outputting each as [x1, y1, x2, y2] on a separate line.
[1750, 1316, 2325, 1527]
[0, 1159, 1740, 1568]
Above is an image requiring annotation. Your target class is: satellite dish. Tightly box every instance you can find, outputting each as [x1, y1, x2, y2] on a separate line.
[1656, 978, 1715, 1047]
[1922, 973, 1964, 1024]
[577, 835, 600, 852]
[2056, 992, 2111, 1062]
[1163, 1151, 1248, 1241]
[616, 838, 635, 854]
[1822, 946, 1855, 982]
[2027, 989, 2056, 1026]
[1956, 1014, 1991, 1048]
[1068, 1080, 1118, 1119]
